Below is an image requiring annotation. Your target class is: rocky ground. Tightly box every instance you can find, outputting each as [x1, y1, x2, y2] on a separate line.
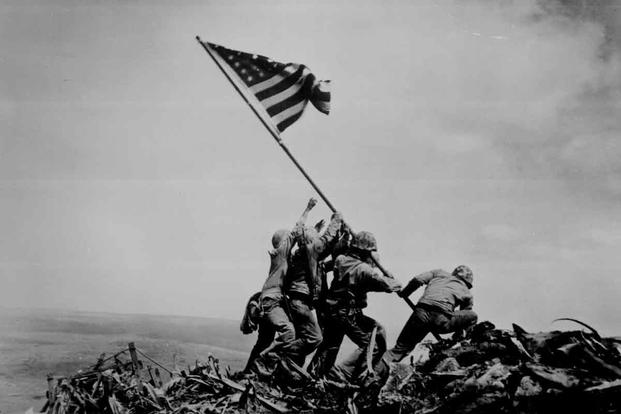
[39, 320, 621, 414]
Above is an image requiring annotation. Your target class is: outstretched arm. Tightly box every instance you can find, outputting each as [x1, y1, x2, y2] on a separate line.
[313, 211, 343, 258]
[355, 263, 402, 293]
[398, 269, 441, 298]
[295, 197, 317, 229]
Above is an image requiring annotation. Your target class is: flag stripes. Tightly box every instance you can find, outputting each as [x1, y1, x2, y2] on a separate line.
[201, 41, 330, 134]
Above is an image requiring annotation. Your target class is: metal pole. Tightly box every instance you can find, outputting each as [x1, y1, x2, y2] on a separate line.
[195, 36, 336, 211]
[197, 37, 416, 313]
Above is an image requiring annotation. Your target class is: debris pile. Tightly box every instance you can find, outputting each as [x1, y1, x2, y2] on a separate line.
[379, 320, 621, 414]
[41, 345, 292, 414]
[40, 320, 621, 414]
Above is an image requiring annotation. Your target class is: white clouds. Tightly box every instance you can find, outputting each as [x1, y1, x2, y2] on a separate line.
[1, 0, 620, 333]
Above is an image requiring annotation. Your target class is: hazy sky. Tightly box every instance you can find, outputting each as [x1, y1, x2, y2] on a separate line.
[1, 0, 620, 338]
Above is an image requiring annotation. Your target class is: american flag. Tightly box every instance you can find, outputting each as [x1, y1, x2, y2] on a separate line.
[201, 41, 330, 133]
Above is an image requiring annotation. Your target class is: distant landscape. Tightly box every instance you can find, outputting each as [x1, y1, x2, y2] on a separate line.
[0, 307, 256, 413]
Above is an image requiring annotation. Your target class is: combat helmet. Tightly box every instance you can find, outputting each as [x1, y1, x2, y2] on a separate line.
[271, 229, 290, 249]
[351, 231, 378, 252]
[453, 265, 473, 288]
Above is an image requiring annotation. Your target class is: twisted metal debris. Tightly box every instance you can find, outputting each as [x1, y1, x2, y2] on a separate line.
[40, 320, 621, 414]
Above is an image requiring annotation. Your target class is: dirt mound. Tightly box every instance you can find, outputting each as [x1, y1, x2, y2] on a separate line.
[39, 321, 621, 413]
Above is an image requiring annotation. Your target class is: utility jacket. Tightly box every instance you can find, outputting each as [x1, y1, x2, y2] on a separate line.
[285, 213, 342, 303]
[401, 269, 473, 315]
[260, 225, 303, 301]
[326, 254, 401, 312]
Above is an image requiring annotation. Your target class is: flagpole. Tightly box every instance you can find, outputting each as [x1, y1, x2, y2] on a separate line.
[196, 37, 419, 316]
[196, 36, 336, 212]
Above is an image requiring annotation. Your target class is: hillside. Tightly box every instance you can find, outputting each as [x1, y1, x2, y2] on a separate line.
[0, 307, 253, 413]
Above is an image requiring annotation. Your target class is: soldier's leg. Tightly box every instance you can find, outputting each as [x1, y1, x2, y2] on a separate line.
[328, 313, 380, 383]
[384, 307, 432, 363]
[244, 322, 276, 372]
[308, 316, 345, 378]
[288, 297, 323, 366]
[261, 298, 295, 353]
[438, 309, 478, 333]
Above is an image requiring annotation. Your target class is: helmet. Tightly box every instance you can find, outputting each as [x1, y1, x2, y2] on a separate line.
[271, 229, 290, 248]
[351, 231, 378, 252]
[453, 265, 473, 288]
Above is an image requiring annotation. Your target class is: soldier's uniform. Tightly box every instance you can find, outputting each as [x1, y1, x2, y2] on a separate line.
[385, 266, 478, 362]
[256, 227, 303, 357]
[309, 240, 401, 383]
[240, 292, 275, 372]
[284, 212, 343, 366]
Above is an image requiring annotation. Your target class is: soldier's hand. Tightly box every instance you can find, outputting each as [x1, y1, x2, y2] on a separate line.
[307, 197, 318, 210]
[332, 211, 343, 221]
[397, 288, 407, 297]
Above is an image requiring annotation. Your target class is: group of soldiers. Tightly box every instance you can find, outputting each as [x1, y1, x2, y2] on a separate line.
[240, 198, 478, 388]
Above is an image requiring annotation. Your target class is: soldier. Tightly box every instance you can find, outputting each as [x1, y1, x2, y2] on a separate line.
[309, 231, 402, 385]
[241, 217, 332, 373]
[250, 198, 317, 373]
[240, 291, 272, 372]
[284, 210, 344, 367]
[384, 265, 478, 363]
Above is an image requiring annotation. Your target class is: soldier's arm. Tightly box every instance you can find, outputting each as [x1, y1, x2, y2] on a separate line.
[275, 199, 317, 258]
[288, 198, 318, 250]
[313, 211, 344, 258]
[459, 291, 474, 310]
[398, 269, 441, 298]
[356, 263, 402, 293]
[295, 197, 317, 229]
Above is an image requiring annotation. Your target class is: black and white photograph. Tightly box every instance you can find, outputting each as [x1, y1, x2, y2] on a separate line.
[1, 1, 620, 412]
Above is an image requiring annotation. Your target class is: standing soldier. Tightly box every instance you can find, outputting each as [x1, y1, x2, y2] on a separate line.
[309, 231, 402, 385]
[284, 210, 344, 367]
[250, 198, 317, 374]
[384, 265, 478, 363]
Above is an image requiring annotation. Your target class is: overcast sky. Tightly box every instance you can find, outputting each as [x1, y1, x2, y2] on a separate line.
[1, 0, 620, 338]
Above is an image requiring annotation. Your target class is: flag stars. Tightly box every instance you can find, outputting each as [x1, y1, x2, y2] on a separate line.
[247, 76, 253, 82]
[252, 54, 258, 59]
[234, 62, 240, 67]
[227, 55, 234, 61]
[240, 68, 247, 74]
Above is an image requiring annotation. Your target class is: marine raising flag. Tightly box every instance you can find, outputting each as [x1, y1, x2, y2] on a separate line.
[198, 40, 330, 133]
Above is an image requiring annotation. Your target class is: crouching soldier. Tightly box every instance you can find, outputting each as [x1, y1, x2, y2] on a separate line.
[309, 231, 402, 385]
[384, 265, 478, 363]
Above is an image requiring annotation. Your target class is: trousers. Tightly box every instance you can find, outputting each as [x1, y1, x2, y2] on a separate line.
[287, 296, 323, 367]
[243, 321, 275, 372]
[309, 309, 386, 383]
[385, 305, 478, 362]
[260, 296, 296, 353]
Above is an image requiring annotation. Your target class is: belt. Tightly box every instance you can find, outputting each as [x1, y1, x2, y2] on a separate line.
[417, 302, 454, 317]
[286, 291, 312, 303]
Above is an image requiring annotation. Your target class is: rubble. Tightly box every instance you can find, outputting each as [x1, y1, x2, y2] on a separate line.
[39, 320, 621, 414]
[379, 320, 621, 414]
